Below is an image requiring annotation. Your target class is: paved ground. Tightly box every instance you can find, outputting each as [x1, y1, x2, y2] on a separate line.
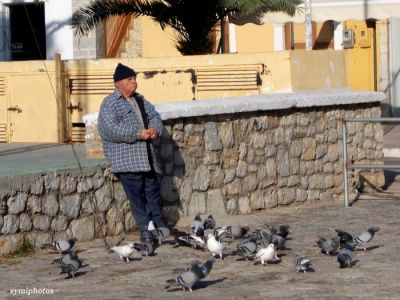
[1, 126, 400, 299]
[1, 168, 399, 299]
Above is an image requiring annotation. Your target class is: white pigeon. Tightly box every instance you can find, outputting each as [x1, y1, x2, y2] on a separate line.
[207, 233, 226, 259]
[109, 243, 136, 262]
[255, 243, 280, 265]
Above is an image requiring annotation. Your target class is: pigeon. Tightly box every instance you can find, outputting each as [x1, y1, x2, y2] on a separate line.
[108, 243, 136, 262]
[59, 258, 83, 278]
[151, 226, 171, 245]
[214, 227, 234, 242]
[271, 235, 287, 250]
[166, 264, 204, 292]
[227, 225, 250, 239]
[354, 226, 380, 251]
[234, 237, 257, 260]
[191, 256, 215, 279]
[207, 233, 226, 259]
[177, 234, 207, 250]
[337, 249, 353, 268]
[317, 237, 340, 255]
[293, 255, 312, 273]
[41, 238, 77, 254]
[190, 213, 204, 237]
[335, 229, 354, 246]
[52, 250, 79, 266]
[254, 228, 274, 244]
[254, 243, 280, 265]
[276, 225, 290, 239]
[203, 215, 216, 230]
[342, 240, 357, 251]
[133, 242, 155, 257]
[261, 224, 278, 235]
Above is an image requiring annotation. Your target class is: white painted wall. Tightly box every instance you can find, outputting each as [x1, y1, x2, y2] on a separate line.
[229, 23, 237, 53]
[273, 23, 285, 51]
[333, 21, 344, 50]
[45, 0, 73, 60]
[0, 0, 74, 60]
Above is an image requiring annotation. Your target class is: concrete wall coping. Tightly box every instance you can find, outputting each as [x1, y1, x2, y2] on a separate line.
[83, 89, 385, 125]
[156, 89, 386, 120]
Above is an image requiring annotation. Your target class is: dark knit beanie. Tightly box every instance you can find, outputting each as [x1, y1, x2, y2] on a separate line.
[113, 63, 136, 82]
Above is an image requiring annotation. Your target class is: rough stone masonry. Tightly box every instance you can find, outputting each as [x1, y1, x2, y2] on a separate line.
[0, 90, 386, 255]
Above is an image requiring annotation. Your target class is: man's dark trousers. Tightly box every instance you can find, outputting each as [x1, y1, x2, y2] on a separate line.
[117, 171, 165, 231]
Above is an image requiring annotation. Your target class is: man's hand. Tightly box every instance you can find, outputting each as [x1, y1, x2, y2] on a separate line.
[140, 129, 151, 141]
[148, 127, 158, 140]
[140, 128, 158, 141]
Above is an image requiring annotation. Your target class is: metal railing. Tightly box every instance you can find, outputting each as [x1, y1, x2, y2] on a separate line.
[342, 117, 400, 207]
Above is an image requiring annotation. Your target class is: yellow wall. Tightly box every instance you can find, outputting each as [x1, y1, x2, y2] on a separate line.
[0, 61, 59, 143]
[0, 50, 347, 143]
[344, 20, 375, 91]
[235, 23, 274, 53]
[141, 16, 182, 58]
[291, 50, 346, 90]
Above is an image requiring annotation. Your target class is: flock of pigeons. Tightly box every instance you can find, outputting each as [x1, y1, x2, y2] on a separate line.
[39, 213, 380, 292]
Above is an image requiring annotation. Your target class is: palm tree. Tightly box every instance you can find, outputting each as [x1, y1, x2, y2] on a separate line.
[72, 0, 302, 55]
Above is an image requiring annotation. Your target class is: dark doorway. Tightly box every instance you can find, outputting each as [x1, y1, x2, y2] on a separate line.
[9, 3, 46, 60]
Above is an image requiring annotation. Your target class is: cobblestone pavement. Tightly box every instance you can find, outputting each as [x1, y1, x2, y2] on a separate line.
[1, 170, 400, 300]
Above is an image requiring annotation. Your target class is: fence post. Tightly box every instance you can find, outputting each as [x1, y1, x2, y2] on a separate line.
[342, 119, 349, 207]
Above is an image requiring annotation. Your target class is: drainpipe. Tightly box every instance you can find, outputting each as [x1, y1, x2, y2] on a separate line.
[305, 0, 313, 50]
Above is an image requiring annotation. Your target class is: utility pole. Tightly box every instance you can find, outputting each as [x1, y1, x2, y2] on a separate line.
[305, 0, 313, 50]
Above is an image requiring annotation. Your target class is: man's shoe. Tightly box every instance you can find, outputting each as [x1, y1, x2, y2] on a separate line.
[140, 230, 154, 244]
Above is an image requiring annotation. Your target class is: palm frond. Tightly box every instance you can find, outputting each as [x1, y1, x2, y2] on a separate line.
[72, 0, 160, 36]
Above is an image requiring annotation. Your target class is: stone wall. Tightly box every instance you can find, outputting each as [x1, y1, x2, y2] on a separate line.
[0, 91, 386, 255]
[154, 104, 385, 217]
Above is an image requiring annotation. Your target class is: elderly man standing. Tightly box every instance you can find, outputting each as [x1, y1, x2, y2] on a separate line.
[98, 63, 169, 254]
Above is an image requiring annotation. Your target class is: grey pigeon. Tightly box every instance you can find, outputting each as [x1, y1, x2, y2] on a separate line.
[354, 226, 380, 251]
[166, 264, 204, 292]
[133, 242, 154, 257]
[317, 237, 340, 255]
[52, 250, 79, 266]
[203, 215, 216, 230]
[271, 235, 287, 250]
[227, 225, 249, 239]
[234, 237, 257, 260]
[337, 249, 353, 268]
[293, 255, 312, 273]
[214, 227, 233, 242]
[190, 213, 204, 237]
[177, 234, 207, 250]
[59, 258, 83, 278]
[41, 238, 77, 254]
[191, 256, 215, 279]
[261, 224, 278, 235]
[151, 226, 171, 245]
[254, 228, 274, 244]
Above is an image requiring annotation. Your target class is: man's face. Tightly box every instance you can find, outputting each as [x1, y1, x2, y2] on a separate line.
[117, 76, 137, 96]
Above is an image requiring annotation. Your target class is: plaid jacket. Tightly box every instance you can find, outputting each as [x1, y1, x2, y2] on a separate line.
[98, 90, 163, 173]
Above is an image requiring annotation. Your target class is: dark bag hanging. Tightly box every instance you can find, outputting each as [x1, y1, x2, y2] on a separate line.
[134, 94, 154, 169]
